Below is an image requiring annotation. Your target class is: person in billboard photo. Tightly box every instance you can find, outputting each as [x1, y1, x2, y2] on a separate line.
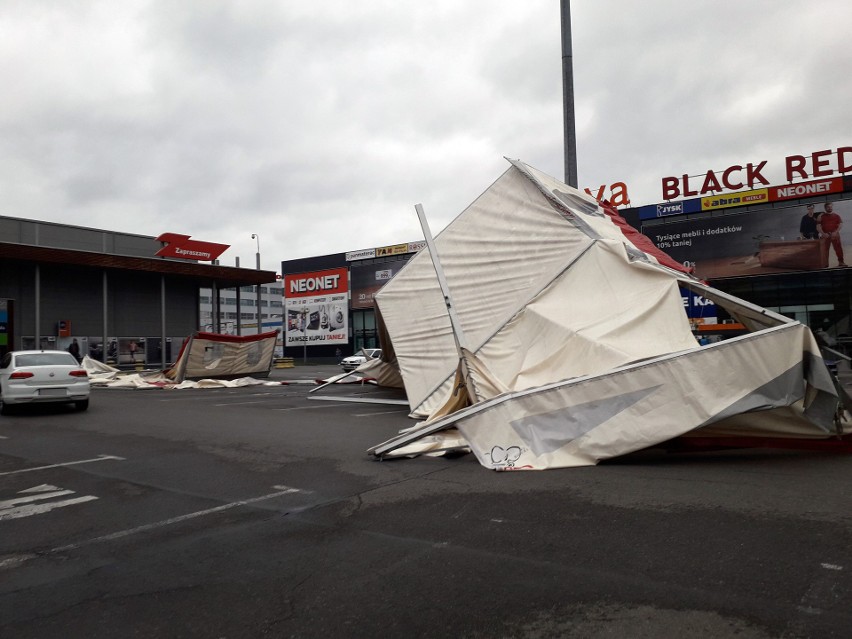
[818, 202, 845, 267]
[798, 204, 820, 240]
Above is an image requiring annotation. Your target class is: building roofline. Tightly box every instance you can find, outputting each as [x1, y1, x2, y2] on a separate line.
[0, 242, 277, 287]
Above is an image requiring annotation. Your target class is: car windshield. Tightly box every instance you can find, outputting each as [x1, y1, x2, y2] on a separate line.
[351, 349, 379, 358]
[15, 353, 78, 367]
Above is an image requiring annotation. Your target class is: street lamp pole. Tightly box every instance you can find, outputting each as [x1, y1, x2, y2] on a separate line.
[251, 234, 261, 335]
[561, 0, 578, 188]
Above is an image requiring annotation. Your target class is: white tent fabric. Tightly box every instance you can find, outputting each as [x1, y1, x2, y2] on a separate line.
[368, 159, 849, 470]
[83, 356, 278, 390]
[166, 331, 278, 382]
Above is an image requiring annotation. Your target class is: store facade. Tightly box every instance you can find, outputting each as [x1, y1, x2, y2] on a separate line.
[281, 241, 425, 360]
[621, 174, 852, 343]
[1, 215, 277, 367]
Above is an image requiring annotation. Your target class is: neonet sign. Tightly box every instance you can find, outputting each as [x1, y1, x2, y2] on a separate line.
[155, 233, 230, 262]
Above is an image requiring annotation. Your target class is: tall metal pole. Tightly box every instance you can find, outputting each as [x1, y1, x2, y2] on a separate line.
[160, 276, 167, 369]
[102, 270, 108, 363]
[235, 256, 242, 336]
[561, 0, 578, 188]
[252, 234, 261, 336]
[34, 264, 41, 348]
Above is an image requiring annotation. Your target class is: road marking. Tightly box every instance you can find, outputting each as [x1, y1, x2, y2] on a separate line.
[0, 435, 8, 439]
[1, 485, 99, 521]
[19, 484, 63, 493]
[0, 454, 125, 477]
[274, 404, 353, 412]
[52, 485, 302, 553]
[0, 490, 75, 508]
[1, 496, 99, 521]
[308, 396, 409, 405]
[0, 554, 36, 570]
[354, 409, 410, 417]
[213, 401, 267, 407]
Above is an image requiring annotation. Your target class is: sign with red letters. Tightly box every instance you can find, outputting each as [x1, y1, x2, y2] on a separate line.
[155, 233, 229, 262]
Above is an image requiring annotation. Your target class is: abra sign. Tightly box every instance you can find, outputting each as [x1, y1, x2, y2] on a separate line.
[155, 233, 229, 262]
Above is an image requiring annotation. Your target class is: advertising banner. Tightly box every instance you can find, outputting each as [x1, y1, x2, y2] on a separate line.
[346, 248, 376, 261]
[700, 188, 769, 211]
[350, 258, 411, 309]
[376, 243, 409, 257]
[643, 199, 851, 280]
[284, 268, 349, 346]
[680, 287, 717, 325]
[0, 299, 11, 353]
[155, 233, 229, 261]
[768, 177, 844, 202]
[637, 199, 702, 220]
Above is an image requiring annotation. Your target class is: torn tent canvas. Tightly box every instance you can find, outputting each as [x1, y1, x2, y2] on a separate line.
[166, 331, 278, 382]
[368, 159, 849, 470]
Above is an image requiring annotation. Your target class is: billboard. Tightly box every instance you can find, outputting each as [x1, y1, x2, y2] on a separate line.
[350, 257, 412, 309]
[284, 268, 348, 346]
[643, 199, 851, 280]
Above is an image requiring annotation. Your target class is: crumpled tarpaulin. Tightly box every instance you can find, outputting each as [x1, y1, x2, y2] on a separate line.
[82, 356, 282, 390]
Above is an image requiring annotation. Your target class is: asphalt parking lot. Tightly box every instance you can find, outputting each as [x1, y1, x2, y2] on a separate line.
[1, 364, 851, 638]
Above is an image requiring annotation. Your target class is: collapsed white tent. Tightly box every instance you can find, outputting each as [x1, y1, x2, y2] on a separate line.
[367, 159, 851, 470]
[165, 331, 278, 382]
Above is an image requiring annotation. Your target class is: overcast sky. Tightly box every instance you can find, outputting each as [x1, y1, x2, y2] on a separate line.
[2, 0, 850, 271]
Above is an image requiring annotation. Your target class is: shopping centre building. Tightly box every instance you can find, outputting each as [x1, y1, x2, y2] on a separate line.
[5, 147, 850, 365]
[280, 242, 425, 360]
[622, 173, 852, 342]
[0, 216, 277, 366]
[282, 147, 852, 359]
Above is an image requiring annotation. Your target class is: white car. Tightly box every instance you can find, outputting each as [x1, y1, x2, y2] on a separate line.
[340, 348, 382, 372]
[0, 350, 91, 415]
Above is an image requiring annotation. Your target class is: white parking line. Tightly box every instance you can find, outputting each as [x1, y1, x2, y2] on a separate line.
[0, 489, 76, 508]
[1, 496, 99, 521]
[274, 404, 353, 412]
[52, 485, 302, 552]
[213, 401, 267, 406]
[0, 455, 125, 477]
[354, 410, 410, 417]
[1, 484, 100, 521]
[308, 396, 409, 405]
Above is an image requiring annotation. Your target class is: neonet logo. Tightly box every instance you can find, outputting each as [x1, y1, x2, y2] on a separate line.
[155, 233, 230, 262]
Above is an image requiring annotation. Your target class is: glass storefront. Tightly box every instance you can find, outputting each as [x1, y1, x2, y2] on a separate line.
[714, 268, 852, 354]
[351, 309, 378, 352]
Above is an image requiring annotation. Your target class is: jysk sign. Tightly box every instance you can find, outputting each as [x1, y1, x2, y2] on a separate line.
[637, 198, 701, 220]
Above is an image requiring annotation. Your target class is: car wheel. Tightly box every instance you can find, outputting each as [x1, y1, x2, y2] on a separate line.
[0, 397, 11, 416]
[75, 399, 89, 411]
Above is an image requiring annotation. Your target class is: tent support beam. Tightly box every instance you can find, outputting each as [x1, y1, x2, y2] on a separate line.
[415, 204, 480, 403]
[415, 204, 467, 351]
